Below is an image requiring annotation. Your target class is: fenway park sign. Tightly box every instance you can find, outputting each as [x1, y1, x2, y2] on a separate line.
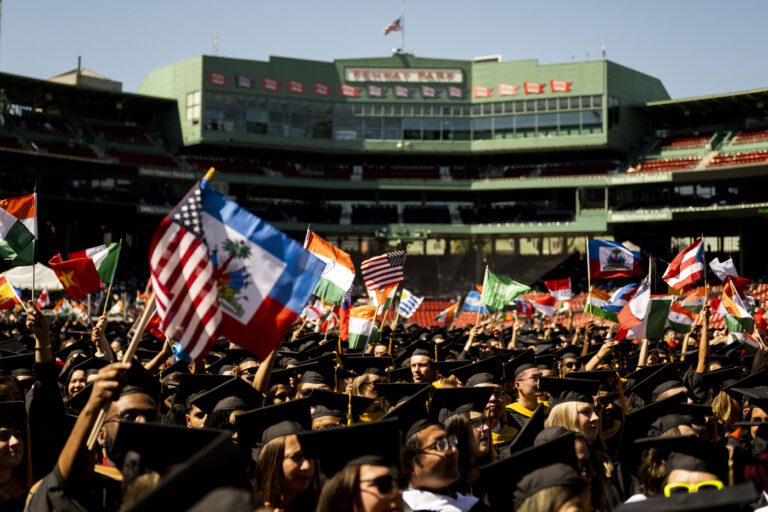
[344, 67, 463, 83]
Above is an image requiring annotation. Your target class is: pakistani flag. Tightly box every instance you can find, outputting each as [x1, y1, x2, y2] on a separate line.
[0, 193, 36, 270]
[479, 268, 530, 313]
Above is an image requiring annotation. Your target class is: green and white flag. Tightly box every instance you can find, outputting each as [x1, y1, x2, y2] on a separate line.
[0, 193, 36, 270]
[479, 268, 530, 313]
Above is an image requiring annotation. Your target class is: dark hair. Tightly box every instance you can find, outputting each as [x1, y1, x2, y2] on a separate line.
[315, 464, 361, 512]
[403, 432, 423, 479]
[443, 414, 473, 486]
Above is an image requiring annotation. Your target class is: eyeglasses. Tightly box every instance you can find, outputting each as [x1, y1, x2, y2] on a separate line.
[420, 434, 458, 453]
[663, 480, 724, 497]
[563, 361, 578, 369]
[361, 474, 399, 495]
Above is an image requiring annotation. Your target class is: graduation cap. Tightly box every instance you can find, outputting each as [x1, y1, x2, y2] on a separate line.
[539, 377, 600, 407]
[55, 339, 91, 362]
[342, 355, 392, 378]
[387, 366, 413, 383]
[65, 382, 94, 412]
[632, 435, 729, 481]
[698, 365, 744, 393]
[729, 386, 768, 411]
[725, 367, 768, 393]
[305, 389, 375, 423]
[428, 387, 494, 423]
[613, 482, 760, 512]
[567, 369, 621, 392]
[629, 364, 685, 404]
[503, 350, 536, 381]
[124, 359, 162, 402]
[189, 377, 263, 415]
[59, 356, 109, 386]
[501, 403, 546, 457]
[205, 353, 236, 375]
[298, 418, 402, 479]
[0, 334, 33, 354]
[480, 430, 579, 509]
[452, 355, 504, 385]
[300, 340, 339, 360]
[235, 398, 312, 452]
[0, 352, 35, 375]
[172, 374, 233, 407]
[393, 339, 433, 367]
[269, 353, 336, 387]
[110, 421, 224, 472]
[433, 360, 468, 378]
[122, 431, 250, 512]
[555, 346, 582, 361]
[374, 382, 430, 410]
[382, 384, 434, 440]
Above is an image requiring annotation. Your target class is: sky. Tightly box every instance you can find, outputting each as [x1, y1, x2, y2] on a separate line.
[2, 0, 767, 98]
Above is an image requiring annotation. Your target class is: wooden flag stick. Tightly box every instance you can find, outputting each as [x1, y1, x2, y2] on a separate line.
[101, 239, 122, 317]
[86, 295, 156, 451]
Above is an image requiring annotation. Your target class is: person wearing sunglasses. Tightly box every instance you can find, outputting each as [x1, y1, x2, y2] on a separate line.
[317, 463, 403, 512]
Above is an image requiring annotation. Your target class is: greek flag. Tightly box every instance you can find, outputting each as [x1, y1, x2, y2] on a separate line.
[397, 289, 423, 319]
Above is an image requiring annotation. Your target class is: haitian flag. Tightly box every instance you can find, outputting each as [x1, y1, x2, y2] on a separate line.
[199, 181, 325, 359]
[587, 240, 643, 279]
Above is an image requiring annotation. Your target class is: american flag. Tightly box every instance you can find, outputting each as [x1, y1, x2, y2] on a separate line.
[360, 250, 406, 291]
[383, 17, 402, 36]
[149, 183, 221, 359]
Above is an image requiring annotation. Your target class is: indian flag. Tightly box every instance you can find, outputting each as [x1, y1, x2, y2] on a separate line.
[0, 276, 21, 310]
[729, 332, 761, 351]
[0, 193, 36, 270]
[434, 301, 459, 325]
[348, 305, 377, 350]
[721, 280, 754, 333]
[668, 302, 696, 333]
[681, 288, 706, 312]
[304, 230, 355, 305]
[583, 287, 617, 322]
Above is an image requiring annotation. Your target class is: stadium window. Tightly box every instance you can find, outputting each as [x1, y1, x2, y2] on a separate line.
[442, 105, 452, 116]
[472, 118, 492, 140]
[450, 118, 471, 140]
[537, 113, 557, 133]
[441, 120, 453, 140]
[494, 116, 514, 139]
[392, 105, 403, 116]
[482, 103, 492, 115]
[185, 91, 201, 124]
[472, 105, 482, 116]
[515, 114, 535, 136]
[559, 98, 569, 110]
[382, 118, 401, 139]
[403, 118, 421, 140]
[423, 105, 434, 116]
[461, 106, 471, 116]
[352, 104, 364, 115]
[723, 236, 740, 252]
[423, 119, 441, 140]
[268, 111, 289, 136]
[245, 110, 268, 134]
[363, 117, 384, 139]
[570, 97, 580, 109]
[493, 103, 503, 114]
[525, 100, 535, 112]
[381, 104, 393, 116]
[257, 97, 268, 109]
[536, 100, 546, 111]
[547, 99, 557, 111]
[515, 102, 525, 113]
[504, 102, 514, 113]
[582, 110, 602, 132]
[592, 96, 603, 108]
[581, 96, 592, 108]
[558, 112, 581, 133]
[289, 113, 309, 137]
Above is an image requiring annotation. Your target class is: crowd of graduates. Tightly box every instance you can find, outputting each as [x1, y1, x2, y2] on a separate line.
[0, 294, 766, 511]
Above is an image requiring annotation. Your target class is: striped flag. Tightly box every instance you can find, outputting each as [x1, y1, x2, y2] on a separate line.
[304, 229, 355, 305]
[434, 301, 460, 325]
[663, 239, 705, 290]
[348, 305, 377, 349]
[544, 278, 572, 301]
[583, 287, 617, 322]
[0, 275, 21, 310]
[530, 295, 557, 317]
[721, 280, 754, 334]
[668, 302, 697, 333]
[603, 283, 640, 313]
[361, 251, 406, 291]
[0, 193, 36, 270]
[383, 17, 402, 36]
[397, 289, 423, 319]
[680, 288, 706, 312]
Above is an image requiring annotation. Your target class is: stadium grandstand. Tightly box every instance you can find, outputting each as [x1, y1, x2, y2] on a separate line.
[1, 53, 767, 299]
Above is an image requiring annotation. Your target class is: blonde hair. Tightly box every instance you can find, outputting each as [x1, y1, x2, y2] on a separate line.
[351, 374, 376, 396]
[712, 390, 740, 429]
[544, 402, 581, 434]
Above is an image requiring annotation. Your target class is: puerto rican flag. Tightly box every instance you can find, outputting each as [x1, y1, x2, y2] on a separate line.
[288, 80, 306, 94]
[473, 86, 494, 98]
[662, 239, 705, 290]
[262, 77, 281, 91]
[544, 278, 572, 302]
[498, 83, 518, 96]
[341, 84, 361, 97]
[524, 81, 545, 94]
[550, 80, 573, 93]
[313, 83, 330, 96]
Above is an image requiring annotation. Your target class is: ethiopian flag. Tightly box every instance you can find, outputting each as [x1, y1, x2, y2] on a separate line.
[304, 229, 355, 305]
[0, 276, 21, 310]
[0, 193, 36, 270]
[49, 243, 121, 301]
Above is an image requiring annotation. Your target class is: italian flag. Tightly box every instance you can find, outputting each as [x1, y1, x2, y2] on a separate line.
[48, 243, 121, 301]
[0, 275, 21, 310]
[583, 287, 617, 322]
[0, 193, 36, 270]
[304, 230, 355, 305]
[667, 302, 696, 333]
[348, 305, 377, 350]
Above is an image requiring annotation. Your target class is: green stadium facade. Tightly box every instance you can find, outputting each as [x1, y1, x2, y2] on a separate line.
[1, 54, 767, 292]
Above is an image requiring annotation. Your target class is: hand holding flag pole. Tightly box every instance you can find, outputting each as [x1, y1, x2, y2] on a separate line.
[101, 238, 123, 317]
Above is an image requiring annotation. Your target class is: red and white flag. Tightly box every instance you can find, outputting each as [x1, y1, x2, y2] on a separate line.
[262, 78, 280, 91]
[288, 80, 306, 94]
[36, 287, 50, 310]
[395, 86, 410, 98]
[341, 84, 361, 97]
[360, 250, 406, 291]
[448, 86, 464, 98]
[662, 239, 705, 290]
[383, 17, 402, 36]
[473, 86, 494, 98]
[313, 83, 330, 96]
[498, 83, 518, 96]
[544, 278, 573, 302]
[524, 81, 545, 94]
[368, 85, 384, 97]
[550, 80, 573, 93]
[421, 86, 436, 98]
[208, 72, 228, 86]
[530, 295, 557, 317]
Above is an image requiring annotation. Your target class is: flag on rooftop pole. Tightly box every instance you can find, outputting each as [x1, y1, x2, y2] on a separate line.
[583, 287, 617, 322]
[587, 240, 643, 279]
[434, 301, 460, 325]
[0, 275, 22, 310]
[397, 289, 423, 319]
[662, 238, 705, 290]
[149, 169, 325, 361]
[49, 243, 121, 301]
[0, 193, 36, 271]
[303, 229, 355, 305]
[382, 17, 402, 36]
[479, 268, 530, 313]
[544, 278, 572, 301]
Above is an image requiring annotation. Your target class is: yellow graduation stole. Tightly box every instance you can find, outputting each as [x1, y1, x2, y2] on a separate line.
[491, 424, 519, 445]
[506, 401, 536, 418]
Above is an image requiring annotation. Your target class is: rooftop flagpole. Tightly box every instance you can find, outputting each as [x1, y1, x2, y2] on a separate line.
[400, 0, 406, 52]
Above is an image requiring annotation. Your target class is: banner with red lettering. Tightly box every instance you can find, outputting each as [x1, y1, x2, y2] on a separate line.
[472, 86, 494, 99]
[208, 72, 228, 86]
[524, 81, 545, 94]
[340, 84, 361, 97]
[288, 80, 306, 94]
[550, 80, 573, 93]
[313, 83, 330, 96]
[262, 77, 281, 91]
[498, 83, 518, 96]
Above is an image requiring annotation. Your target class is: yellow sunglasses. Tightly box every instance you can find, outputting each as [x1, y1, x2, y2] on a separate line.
[663, 480, 724, 497]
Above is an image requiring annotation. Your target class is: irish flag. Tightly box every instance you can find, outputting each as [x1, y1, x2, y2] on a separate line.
[304, 230, 355, 305]
[668, 302, 697, 333]
[0, 193, 36, 270]
[0, 276, 21, 310]
[49, 243, 121, 301]
[348, 305, 377, 350]
[583, 287, 617, 322]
